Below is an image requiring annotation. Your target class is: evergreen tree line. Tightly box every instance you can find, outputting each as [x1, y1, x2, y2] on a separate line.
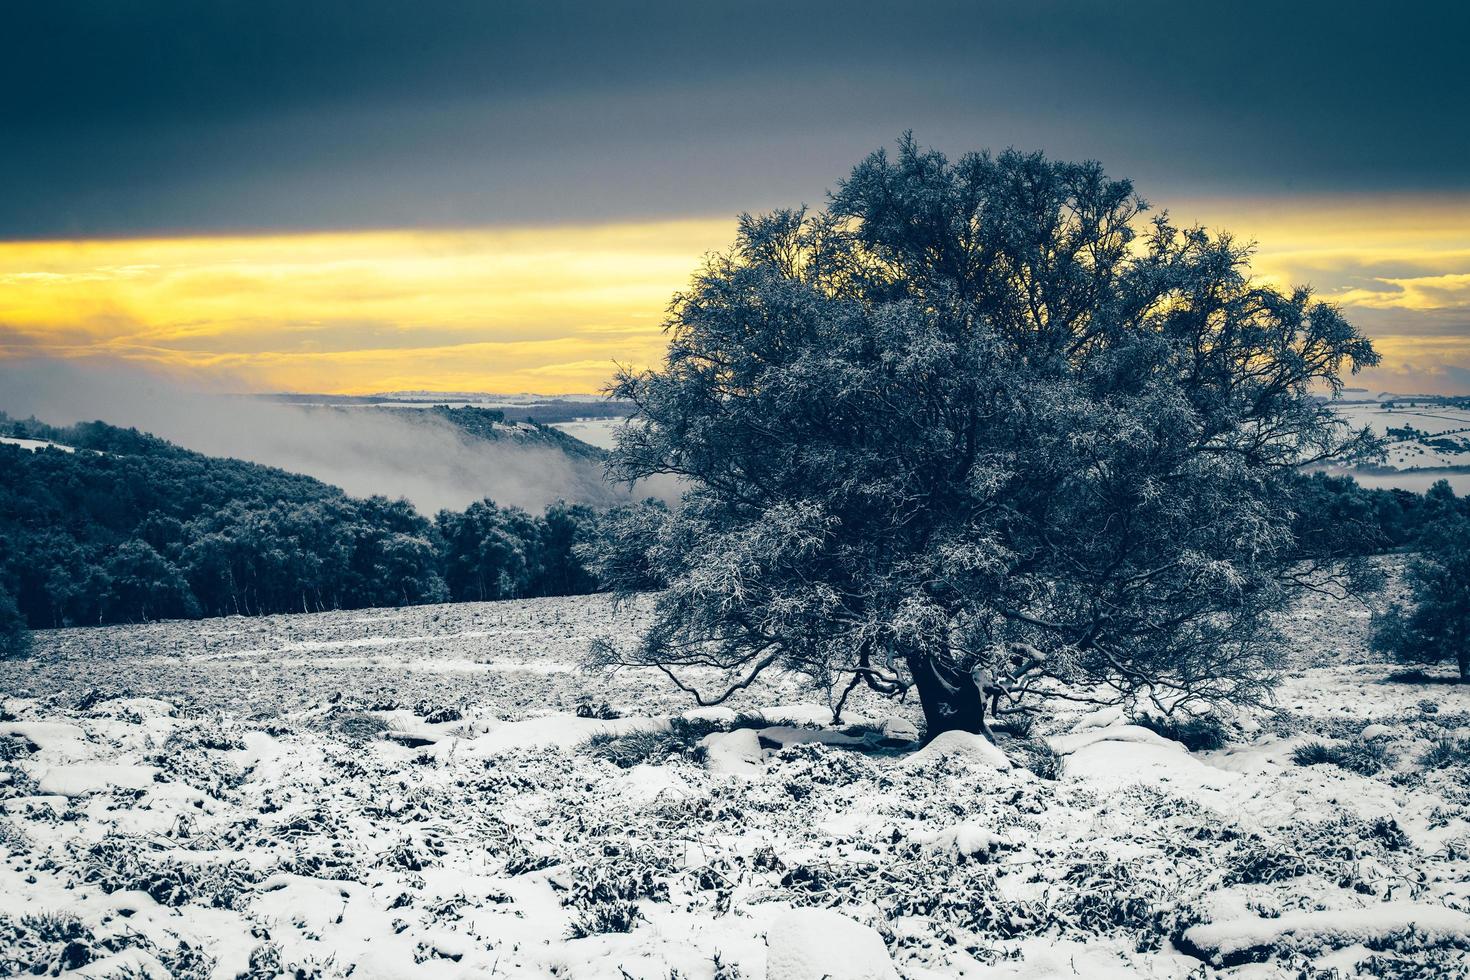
[0, 415, 610, 643]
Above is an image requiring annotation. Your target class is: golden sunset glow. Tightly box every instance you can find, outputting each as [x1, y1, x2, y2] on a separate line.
[2, 197, 1468, 394]
[0, 221, 735, 393]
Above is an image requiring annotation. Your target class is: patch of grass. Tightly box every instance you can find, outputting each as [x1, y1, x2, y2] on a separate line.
[991, 714, 1036, 739]
[1421, 736, 1470, 769]
[333, 711, 390, 741]
[1002, 737, 1063, 780]
[413, 701, 462, 724]
[583, 716, 734, 769]
[1291, 739, 1395, 776]
[1383, 668, 1464, 686]
[1133, 713, 1230, 752]
[82, 837, 258, 909]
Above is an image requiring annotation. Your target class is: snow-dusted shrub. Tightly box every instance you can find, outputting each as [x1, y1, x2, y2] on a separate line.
[0, 912, 95, 976]
[563, 862, 670, 911]
[1352, 946, 1470, 980]
[584, 729, 686, 768]
[235, 943, 285, 980]
[377, 830, 448, 872]
[0, 733, 34, 762]
[584, 716, 730, 768]
[773, 742, 879, 785]
[155, 939, 216, 980]
[1222, 816, 1419, 897]
[149, 737, 246, 800]
[503, 842, 558, 876]
[566, 900, 641, 938]
[1292, 739, 1395, 775]
[1051, 857, 1189, 951]
[0, 817, 29, 853]
[1384, 668, 1462, 686]
[82, 837, 259, 909]
[575, 698, 620, 719]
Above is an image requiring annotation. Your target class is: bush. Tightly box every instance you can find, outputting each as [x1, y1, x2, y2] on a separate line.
[1291, 739, 1394, 776]
[583, 716, 732, 768]
[1134, 713, 1231, 752]
[575, 699, 620, 720]
[567, 901, 641, 938]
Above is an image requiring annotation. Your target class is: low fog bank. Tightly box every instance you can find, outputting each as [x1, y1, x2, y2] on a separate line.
[0, 360, 672, 514]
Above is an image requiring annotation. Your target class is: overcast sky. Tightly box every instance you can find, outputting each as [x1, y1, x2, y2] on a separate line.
[6, 0, 1467, 237]
[2, 1, 1467, 395]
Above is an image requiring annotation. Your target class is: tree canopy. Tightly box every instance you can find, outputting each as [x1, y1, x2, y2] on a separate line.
[1372, 482, 1470, 683]
[590, 135, 1380, 737]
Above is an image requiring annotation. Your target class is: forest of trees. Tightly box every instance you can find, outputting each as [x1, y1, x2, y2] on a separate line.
[0, 413, 608, 636]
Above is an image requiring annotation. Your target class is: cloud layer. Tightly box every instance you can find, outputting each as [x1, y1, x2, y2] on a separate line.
[4, 1, 1467, 237]
[0, 360, 646, 514]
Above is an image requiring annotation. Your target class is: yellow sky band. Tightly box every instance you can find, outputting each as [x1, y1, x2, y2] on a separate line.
[1, 197, 1467, 394]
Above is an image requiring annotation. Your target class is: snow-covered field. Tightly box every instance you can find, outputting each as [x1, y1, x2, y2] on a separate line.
[1334, 402, 1470, 470]
[4, 588, 1470, 978]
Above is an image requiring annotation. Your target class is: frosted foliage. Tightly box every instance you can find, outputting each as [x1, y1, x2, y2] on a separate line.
[591, 136, 1380, 734]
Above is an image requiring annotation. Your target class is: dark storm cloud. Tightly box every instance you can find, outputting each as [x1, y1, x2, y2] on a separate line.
[4, 0, 1467, 237]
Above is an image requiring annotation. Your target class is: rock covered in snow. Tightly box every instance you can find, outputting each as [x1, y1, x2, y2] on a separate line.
[903, 730, 1011, 769]
[912, 820, 1001, 861]
[880, 717, 919, 742]
[1180, 904, 1470, 967]
[765, 907, 899, 980]
[700, 727, 764, 776]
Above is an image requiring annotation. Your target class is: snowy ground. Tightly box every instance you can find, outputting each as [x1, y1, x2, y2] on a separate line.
[3, 588, 1470, 978]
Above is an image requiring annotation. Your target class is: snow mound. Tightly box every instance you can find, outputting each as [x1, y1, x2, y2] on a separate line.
[1, 721, 92, 760]
[700, 728, 763, 776]
[1181, 904, 1470, 967]
[765, 907, 898, 980]
[904, 730, 1011, 769]
[1049, 723, 1238, 790]
[1047, 723, 1174, 756]
[912, 820, 1000, 860]
[34, 763, 159, 797]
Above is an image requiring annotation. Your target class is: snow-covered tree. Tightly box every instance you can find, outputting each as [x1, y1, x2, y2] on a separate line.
[1372, 493, 1470, 683]
[590, 135, 1379, 739]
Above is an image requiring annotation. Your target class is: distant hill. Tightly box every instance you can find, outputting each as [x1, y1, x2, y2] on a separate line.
[258, 392, 636, 425]
[0, 413, 602, 630]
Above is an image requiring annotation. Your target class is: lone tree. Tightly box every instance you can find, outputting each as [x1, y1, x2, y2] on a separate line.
[590, 136, 1378, 739]
[1372, 488, 1470, 683]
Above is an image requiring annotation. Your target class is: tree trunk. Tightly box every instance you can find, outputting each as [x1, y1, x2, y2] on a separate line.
[1459, 647, 1468, 684]
[908, 655, 991, 743]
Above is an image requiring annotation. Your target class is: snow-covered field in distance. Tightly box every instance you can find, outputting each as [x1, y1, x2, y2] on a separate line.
[0, 436, 75, 454]
[549, 418, 626, 450]
[3, 578, 1469, 977]
[1326, 399, 1470, 494]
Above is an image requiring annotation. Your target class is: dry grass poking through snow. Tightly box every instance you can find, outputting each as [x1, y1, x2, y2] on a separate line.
[1, 584, 1469, 978]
